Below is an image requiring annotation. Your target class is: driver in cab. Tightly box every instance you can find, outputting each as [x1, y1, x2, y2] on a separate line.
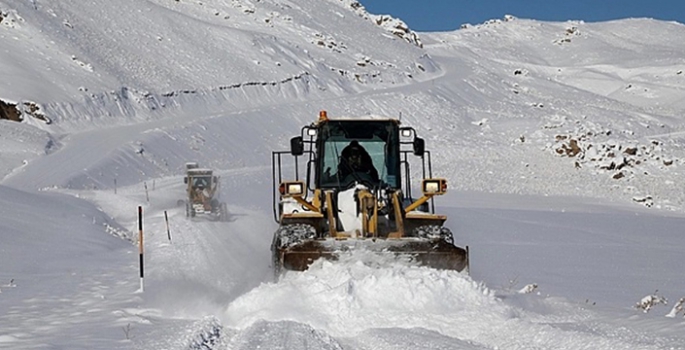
[337, 140, 380, 185]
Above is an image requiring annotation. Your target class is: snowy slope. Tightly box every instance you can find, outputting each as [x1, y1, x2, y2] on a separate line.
[0, 184, 138, 348]
[1, 0, 433, 130]
[2, 0, 685, 348]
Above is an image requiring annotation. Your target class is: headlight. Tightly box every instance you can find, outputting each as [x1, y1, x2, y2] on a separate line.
[306, 128, 317, 137]
[288, 182, 303, 195]
[279, 181, 305, 197]
[422, 178, 447, 195]
[401, 128, 413, 138]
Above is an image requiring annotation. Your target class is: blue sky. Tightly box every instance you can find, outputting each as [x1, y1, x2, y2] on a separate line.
[360, 0, 685, 32]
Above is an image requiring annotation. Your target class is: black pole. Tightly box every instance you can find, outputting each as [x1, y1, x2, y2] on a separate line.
[138, 206, 144, 292]
[164, 210, 171, 242]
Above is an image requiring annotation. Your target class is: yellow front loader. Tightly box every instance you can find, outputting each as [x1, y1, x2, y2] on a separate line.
[183, 163, 228, 221]
[271, 111, 469, 275]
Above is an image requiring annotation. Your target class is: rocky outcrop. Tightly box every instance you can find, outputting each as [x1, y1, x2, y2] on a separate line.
[341, 0, 423, 48]
[0, 100, 21, 122]
[0, 99, 51, 124]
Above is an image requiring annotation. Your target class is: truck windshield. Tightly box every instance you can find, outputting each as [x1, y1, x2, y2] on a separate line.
[191, 175, 212, 188]
[318, 121, 399, 189]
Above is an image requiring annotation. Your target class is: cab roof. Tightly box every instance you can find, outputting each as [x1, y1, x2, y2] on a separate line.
[187, 168, 213, 175]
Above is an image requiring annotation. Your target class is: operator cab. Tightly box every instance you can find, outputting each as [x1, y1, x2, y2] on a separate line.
[316, 120, 401, 190]
[184, 169, 216, 189]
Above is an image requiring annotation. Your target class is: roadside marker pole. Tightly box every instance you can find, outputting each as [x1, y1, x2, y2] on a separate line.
[144, 182, 149, 203]
[164, 210, 171, 242]
[138, 206, 144, 293]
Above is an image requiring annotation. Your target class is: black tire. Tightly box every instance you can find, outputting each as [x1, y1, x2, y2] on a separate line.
[413, 225, 454, 245]
[271, 224, 316, 278]
[272, 224, 317, 249]
[271, 241, 282, 280]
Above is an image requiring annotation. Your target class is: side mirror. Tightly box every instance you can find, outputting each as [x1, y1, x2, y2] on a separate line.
[413, 137, 425, 156]
[291, 136, 304, 156]
[213, 176, 218, 183]
[184, 177, 188, 184]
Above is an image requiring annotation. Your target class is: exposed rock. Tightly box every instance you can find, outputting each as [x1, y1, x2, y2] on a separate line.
[341, 1, 423, 48]
[552, 128, 678, 187]
[373, 15, 423, 48]
[0, 100, 51, 124]
[22, 101, 50, 124]
[632, 195, 654, 207]
[555, 138, 581, 157]
[0, 99, 22, 122]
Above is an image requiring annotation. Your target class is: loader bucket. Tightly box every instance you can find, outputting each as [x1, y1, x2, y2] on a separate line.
[275, 238, 469, 273]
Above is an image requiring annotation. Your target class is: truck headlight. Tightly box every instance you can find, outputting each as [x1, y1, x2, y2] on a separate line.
[279, 181, 305, 197]
[422, 178, 447, 195]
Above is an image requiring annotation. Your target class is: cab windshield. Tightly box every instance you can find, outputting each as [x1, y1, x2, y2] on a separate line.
[317, 120, 399, 189]
[191, 175, 212, 188]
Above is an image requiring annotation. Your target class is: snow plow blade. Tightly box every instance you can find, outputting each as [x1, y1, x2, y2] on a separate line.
[276, 239, 469, 273]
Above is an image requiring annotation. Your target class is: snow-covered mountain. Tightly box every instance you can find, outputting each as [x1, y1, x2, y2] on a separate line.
[1, 0, 431, 129]
[1, 0, 685, 348]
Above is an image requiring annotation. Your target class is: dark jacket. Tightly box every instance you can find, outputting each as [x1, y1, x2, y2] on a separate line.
[337, 141, 380, 183]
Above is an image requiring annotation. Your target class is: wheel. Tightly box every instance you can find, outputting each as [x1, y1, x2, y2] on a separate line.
[273, 224, 317, 249]
[271, 224, 316, 278]
[413, 225, 454, 244]
[271, 239, 282, 281]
